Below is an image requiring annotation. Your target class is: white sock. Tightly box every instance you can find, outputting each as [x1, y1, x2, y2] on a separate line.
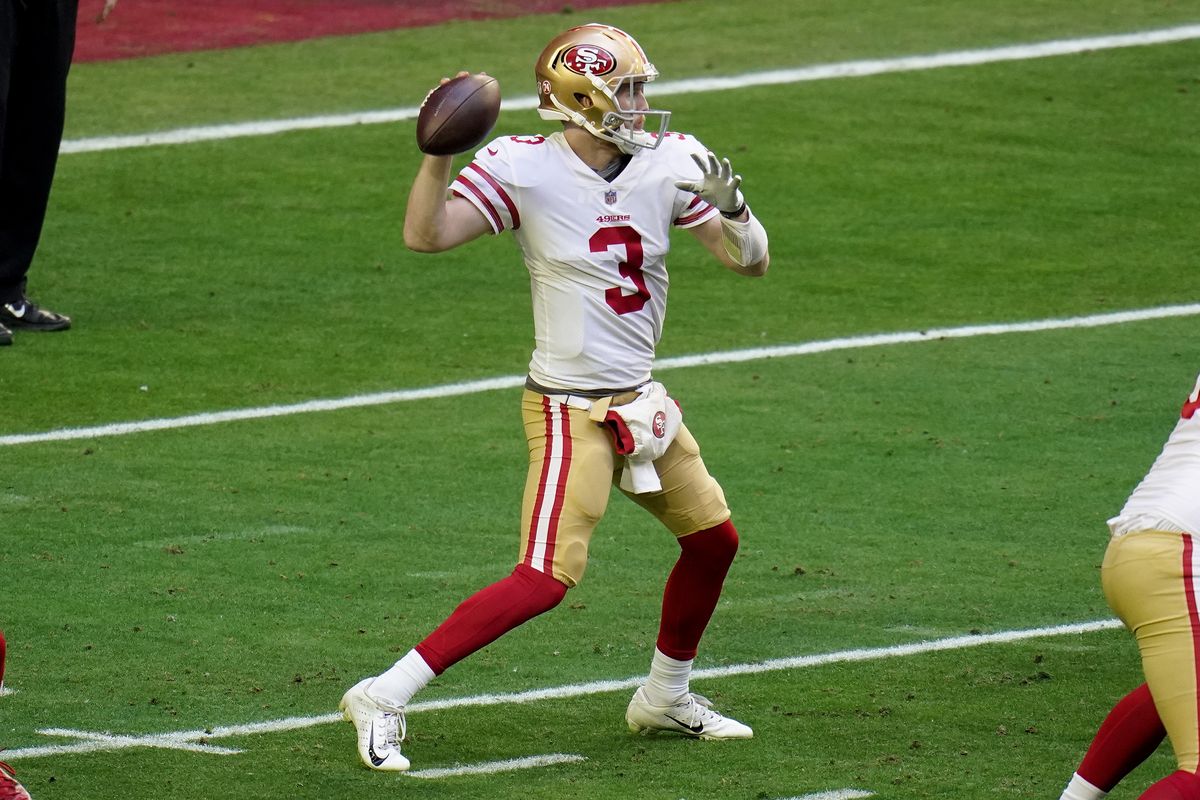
[1059, 772, 1107, 800]
[366, 649, 435, 708]
[643, 648, 692, 707]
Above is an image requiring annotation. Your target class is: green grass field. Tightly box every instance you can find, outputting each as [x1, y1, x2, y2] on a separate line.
[3, 2, 1200, 798]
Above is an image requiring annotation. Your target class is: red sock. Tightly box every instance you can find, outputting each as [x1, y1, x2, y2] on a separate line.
[414, 563, 567, 675]
[1140, 770, 1200, 799]
[656, 520, 739, 661]
[1078, 683, 1166, 791]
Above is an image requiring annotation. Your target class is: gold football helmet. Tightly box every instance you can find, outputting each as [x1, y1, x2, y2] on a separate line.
[535, 24, 671, 154]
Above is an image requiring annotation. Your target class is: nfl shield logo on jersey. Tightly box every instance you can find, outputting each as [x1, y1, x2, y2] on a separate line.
[604, 190, 618, 205]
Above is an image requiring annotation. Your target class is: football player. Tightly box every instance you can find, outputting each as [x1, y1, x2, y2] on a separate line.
[340, 23, 769, 771]
[1060, 371, 1200, 799]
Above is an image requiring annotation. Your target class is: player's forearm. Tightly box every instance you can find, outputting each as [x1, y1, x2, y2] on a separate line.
[403, 154, 456, 252]
[720, 209, 770, 277]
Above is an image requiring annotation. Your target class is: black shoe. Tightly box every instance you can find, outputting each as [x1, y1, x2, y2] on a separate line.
[0, 321, 10, 346]
[0, 298, 71, 331]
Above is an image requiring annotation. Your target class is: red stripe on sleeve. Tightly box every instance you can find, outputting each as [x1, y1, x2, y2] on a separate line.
[675, 201, 715, 226]
[466, 163, 521, 231]
[453, 175, 503, 232]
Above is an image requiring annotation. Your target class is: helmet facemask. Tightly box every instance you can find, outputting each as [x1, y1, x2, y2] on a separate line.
[595, 73, 671, 154]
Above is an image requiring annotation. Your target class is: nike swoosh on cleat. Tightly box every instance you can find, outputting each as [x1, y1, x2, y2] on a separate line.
[664, 714, 704, 734]
[5, 304, 26, 319]
[367, 725, 387, 766]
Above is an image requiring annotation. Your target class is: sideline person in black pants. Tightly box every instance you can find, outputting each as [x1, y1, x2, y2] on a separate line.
[0, 0, 78, 346]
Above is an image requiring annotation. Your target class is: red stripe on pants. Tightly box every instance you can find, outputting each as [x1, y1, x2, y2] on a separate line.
[1184, 535, 1200, 750]
[524, 397, 570, 575]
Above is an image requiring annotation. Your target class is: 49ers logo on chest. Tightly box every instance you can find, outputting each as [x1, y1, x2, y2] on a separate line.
[562, 45, 616, 76]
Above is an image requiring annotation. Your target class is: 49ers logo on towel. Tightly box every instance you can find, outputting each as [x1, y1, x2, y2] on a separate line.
[652, 411, 667, 438]
[562, 45, 616, 76]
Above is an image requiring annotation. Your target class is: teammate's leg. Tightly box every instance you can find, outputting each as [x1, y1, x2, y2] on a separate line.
[1138, 770, 1200, 799]
[1102, 531, 1200, 796]
[1060, 683, 1166, 800]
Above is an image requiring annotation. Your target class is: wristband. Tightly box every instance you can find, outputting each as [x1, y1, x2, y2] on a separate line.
[719, 201, 747, 219]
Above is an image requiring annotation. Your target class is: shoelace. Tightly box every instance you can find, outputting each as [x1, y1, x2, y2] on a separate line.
[665, 695, 703, 727]
[666, 692, 726, 729]
[380, 708, 406, 747]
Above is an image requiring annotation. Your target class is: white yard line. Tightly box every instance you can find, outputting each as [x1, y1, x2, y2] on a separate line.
[405, 753, 586, 780]
[1, 618, 1122, 761]
[3, 302, 1198, 447]
[788, 791, 877, 800]
[60, 24, 1200, 155]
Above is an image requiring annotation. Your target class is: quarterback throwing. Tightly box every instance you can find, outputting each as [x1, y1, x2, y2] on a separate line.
[340, 23, 770, 771]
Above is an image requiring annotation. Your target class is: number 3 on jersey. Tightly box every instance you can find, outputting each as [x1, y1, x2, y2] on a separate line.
[591, 225, 648, 315]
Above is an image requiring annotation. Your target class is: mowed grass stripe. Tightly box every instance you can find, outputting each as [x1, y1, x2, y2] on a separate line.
[3, 303, 1197, 447]
[59, 24, 1200, 155]
[2, 618, 1122, 761]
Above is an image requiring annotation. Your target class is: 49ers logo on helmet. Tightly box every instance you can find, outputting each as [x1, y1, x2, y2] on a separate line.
[562, 45, 616, 76]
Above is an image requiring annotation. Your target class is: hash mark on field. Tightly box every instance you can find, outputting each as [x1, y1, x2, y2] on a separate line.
[406, 753, 586, 780]
[789, 791, 876, 800]
[40, 728, 243, 756]
[60, 25, 1200, 154]
[2, 618, 1123, 761]
[3, 303, 1198, 447]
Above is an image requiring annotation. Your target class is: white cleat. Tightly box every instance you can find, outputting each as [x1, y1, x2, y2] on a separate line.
[339, 677, 411, 771]
[625, 687, 753, 740]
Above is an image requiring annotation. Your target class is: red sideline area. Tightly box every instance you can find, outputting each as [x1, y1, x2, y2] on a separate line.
[74, 0, 669, 62]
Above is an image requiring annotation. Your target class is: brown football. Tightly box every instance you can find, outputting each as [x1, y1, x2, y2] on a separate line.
[416, 74, 501, 156]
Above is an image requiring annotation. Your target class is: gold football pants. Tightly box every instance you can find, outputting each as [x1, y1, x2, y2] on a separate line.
[1103, 530, 1200, 772]
[518, 388, 731, 587]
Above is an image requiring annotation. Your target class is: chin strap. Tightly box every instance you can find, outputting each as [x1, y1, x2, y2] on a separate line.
[719, 206, 769, 267]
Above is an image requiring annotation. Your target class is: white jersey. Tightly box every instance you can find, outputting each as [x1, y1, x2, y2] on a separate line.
[451, 131, 718, 391]
[1108, 372, 1200, 536]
